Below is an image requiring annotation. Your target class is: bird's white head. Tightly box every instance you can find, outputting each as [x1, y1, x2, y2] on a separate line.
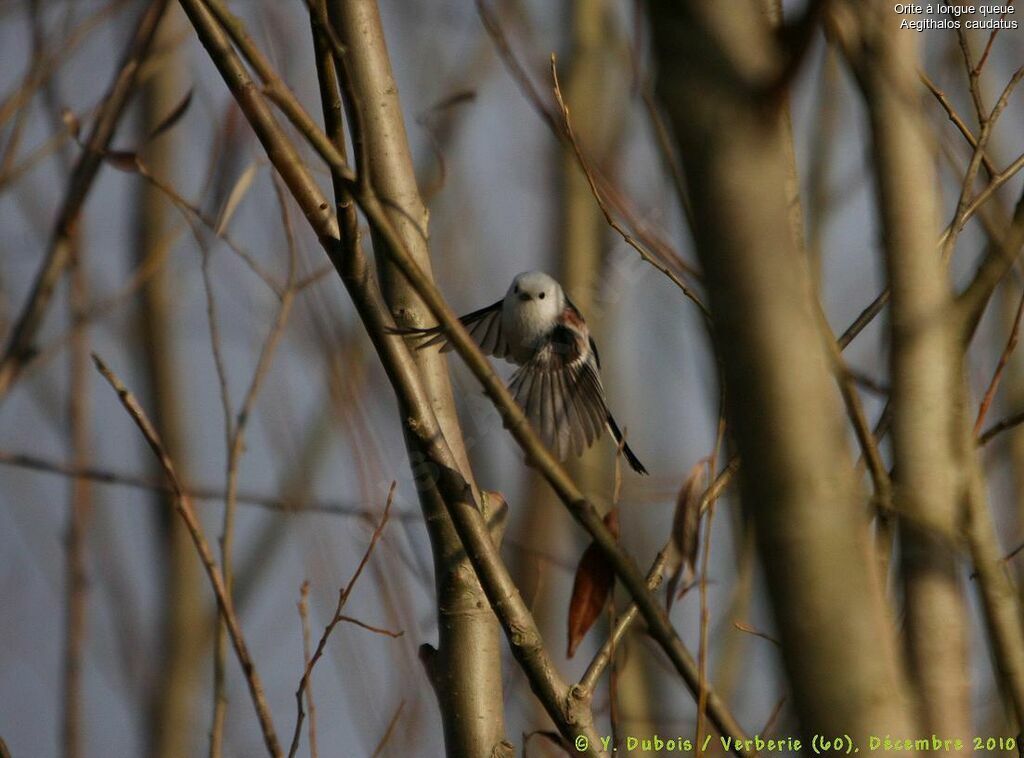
[506, 270, 564, 317]
[502, 271, 566, 350]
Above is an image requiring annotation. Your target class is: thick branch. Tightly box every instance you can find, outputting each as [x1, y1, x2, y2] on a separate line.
[650, 0, 915, 744]
[175, 2, 603, 753]
[324, 1, 509, 754]
[843, 2, 969, 739]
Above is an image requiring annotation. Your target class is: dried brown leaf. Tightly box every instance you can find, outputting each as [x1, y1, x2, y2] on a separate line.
[666, 460, 707, 613]
[733, 621, 781, 647]
[215, 162, 258, 235]
[566, 510, 618, 658]
[673, 460, 707, 573]
[104, 150, 139, 173]
[147, 87, 194, 142]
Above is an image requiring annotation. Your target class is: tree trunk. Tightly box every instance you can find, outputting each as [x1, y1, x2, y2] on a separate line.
[649, 0, 916, 743]
[136, 9, 207, 756]
[327, 2, 509, 755]
[842, 2, 969, 742]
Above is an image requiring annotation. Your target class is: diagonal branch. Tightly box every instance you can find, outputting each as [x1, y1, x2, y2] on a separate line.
[92, 353, 282, 758]
[0, 0, 172, 402]
[346, 133, 752, 755]
[288, 483, 398, 758]
[956, 183, 1024, 339]
[939, 66, 1024, 263]
[550, 54, 709, 319]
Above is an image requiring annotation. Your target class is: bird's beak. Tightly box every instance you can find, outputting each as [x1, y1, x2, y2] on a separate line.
[518, 292, 531, 302]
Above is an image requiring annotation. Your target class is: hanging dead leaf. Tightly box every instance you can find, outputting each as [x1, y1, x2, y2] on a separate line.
[104, 150, 139, 173]
[673, 460, 707, 574]
[215, 162, 258, 235]
[733, 621, 781, 647]
[566, 510, 619, 658]
[666, 460, 707, 613]
[147, 88, 194, 142]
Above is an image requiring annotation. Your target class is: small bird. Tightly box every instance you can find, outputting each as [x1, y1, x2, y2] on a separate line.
[397, 271, 647, 475]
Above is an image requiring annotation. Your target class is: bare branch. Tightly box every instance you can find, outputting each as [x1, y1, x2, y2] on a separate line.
[287, 483, 398, 758]
[920, 71, 997, 178]
[91, 353, 282, 758]
[369, 700, 405, 758]
[0, 449, 412, 519]
[210, 175, 298, 757]
[0, 0, 172, 401]
[940, 66, 1024, 262]
[475, 0, 703, 291]
[173, 1, 740, 751]
[296, 582, 318, 758]
[975, 287, 1024, 436]
[550, 54, 709, 319]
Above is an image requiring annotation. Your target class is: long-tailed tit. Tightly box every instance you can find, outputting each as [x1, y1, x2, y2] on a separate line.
[396, 270, 647, 475]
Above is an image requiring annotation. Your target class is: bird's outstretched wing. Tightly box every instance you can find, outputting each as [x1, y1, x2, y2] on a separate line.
[390, 300, 509, 358]
[508, 323, 647, 474]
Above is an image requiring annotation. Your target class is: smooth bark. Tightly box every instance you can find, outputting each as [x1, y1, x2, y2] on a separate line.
[839, 3, 969, 741]
[135, 11, 206, 755]
[649, 0, 915, 743]
[325, 2, 509, 754]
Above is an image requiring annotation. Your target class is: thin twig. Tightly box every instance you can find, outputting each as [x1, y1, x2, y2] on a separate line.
[980, 408, 1024, 446]
[0, 449, 416, 519]
[696, 416, 726, 757]
[940, 66, 1024, 262]
[333, 615, 402, 638]
[999, 540, 1024, 567]
[211, 174, 299, 758]
[91, 353, 282, 757]
[287, 483, 398, 758]
[549, 54, 709, 320]
[818, 301, 893, 521]
[0, 0, 172, 402]
[920, 71, 997, 178]
[975, 287, 1024, 436]
[136, 159, 282, 294]
[297, 582, 318, 758]
[205, 254, 233, 758]
[956, 151, 1024, 236]
[369, 700, 406, 758]
[957, 30, 987, 127]
[62, 223, 90, 758]
[475, 0, 702, 288]
[973, 8, 1011, 76]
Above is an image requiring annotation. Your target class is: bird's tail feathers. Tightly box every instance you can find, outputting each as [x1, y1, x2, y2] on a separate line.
[605, 413, 648, 475]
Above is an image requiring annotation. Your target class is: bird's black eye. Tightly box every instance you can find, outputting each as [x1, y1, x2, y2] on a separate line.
[514, 285, 519, 294]
[538, 291, 546, 299]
